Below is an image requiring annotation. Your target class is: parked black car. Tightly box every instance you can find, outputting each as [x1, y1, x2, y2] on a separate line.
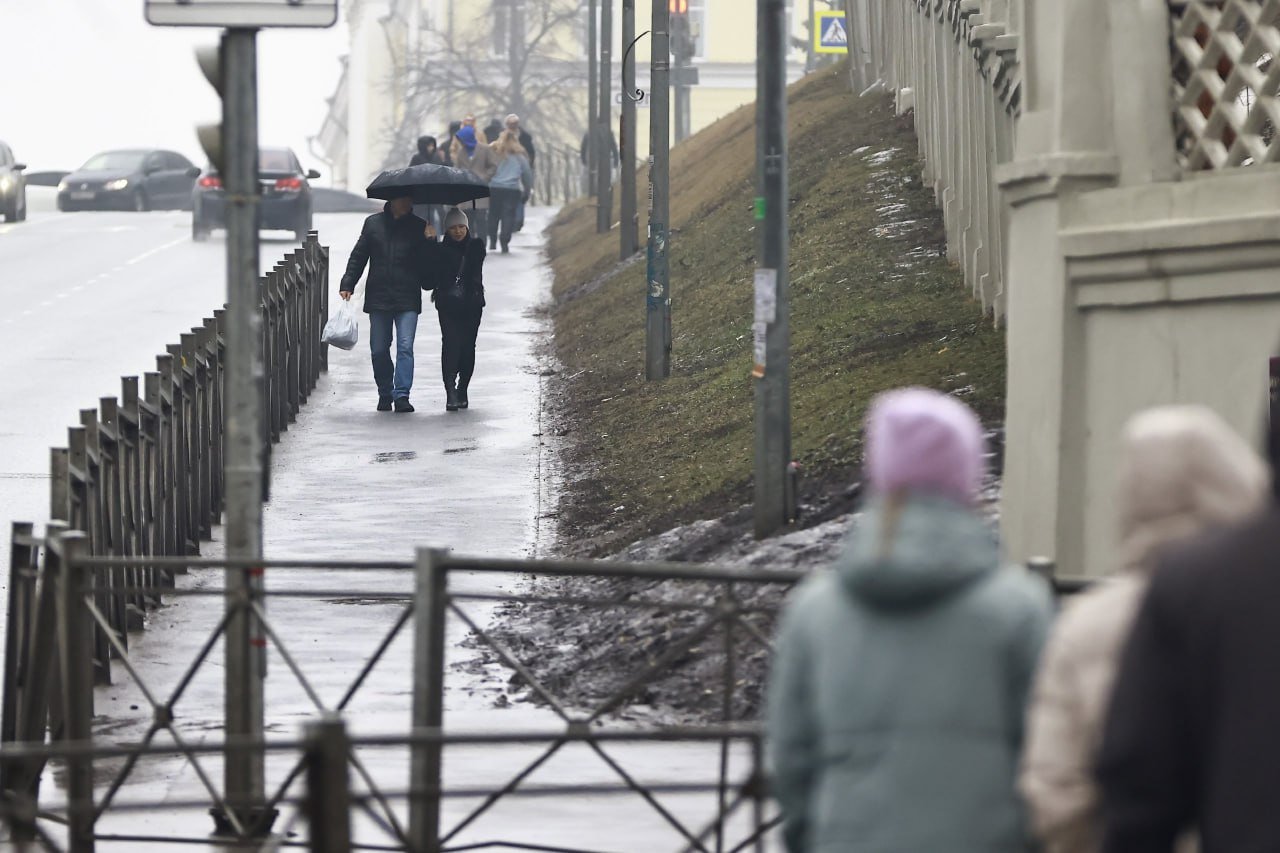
[191, 147, 319, 242]
[57, 149, 199, 212]
[0, 141, 27, 222]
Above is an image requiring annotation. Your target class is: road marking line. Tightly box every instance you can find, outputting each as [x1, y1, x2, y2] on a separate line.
[126, 235, 187, 266]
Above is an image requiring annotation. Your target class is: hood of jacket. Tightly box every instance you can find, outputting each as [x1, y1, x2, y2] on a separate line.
[835, 494, 999, 610]
[1116, 405, 1268, 572]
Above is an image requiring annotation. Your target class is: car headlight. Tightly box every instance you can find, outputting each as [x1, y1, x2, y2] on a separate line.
[105, 178, 129, 191]
[57, 179, 69, 192]
[0, 176, 11, 192]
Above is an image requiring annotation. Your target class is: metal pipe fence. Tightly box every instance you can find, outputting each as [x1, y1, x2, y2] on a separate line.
[0, 520, 1090, 851]
[537, 145, 585, 208]
[0, 536, 806, 852]
[2, 234, 329, 756]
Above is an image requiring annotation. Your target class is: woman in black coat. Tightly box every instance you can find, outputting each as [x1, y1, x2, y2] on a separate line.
[428, 207, 487, 411]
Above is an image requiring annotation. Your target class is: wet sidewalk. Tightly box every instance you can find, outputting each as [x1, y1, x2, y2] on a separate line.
[77, 208, 772, 851]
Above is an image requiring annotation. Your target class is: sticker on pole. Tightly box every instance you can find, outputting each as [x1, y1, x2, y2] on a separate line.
[146, 0, 339, 28]
[753, 268, 777, 378]
[753, 323, 768, 377]
[815, 11, 849, 54]
[754, 268, 777, 325]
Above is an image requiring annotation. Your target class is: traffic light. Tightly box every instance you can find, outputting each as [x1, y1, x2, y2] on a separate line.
[195, 41, 226, 173]
[669, 0, 696, 62]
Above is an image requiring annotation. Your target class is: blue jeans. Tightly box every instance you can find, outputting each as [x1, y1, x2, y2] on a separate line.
[368, 310, 418, 399]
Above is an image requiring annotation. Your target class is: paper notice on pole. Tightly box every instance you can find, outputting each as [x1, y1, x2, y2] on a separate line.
[754, 268, 777, 325]
[753, 322, 768, 376]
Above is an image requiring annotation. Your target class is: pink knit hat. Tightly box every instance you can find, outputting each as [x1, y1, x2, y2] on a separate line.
[864, 387, 986, 505]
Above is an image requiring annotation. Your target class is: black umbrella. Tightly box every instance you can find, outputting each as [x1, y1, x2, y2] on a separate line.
[365, 163, 490, 205]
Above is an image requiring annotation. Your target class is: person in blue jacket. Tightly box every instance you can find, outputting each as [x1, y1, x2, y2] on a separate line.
[766, 387, 1052, 852]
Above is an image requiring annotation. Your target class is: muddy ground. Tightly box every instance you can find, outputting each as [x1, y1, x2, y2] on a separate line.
[470, 364, 1005, 724]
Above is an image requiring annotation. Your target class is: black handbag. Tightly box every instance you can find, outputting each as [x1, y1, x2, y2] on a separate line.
[436, 253, 468, 306]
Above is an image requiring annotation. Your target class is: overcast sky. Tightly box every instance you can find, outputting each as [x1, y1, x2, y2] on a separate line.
[3, 1, 349, 182]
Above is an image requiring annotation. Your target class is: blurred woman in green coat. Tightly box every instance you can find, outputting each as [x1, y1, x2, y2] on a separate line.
[766, 388, 1052, 852]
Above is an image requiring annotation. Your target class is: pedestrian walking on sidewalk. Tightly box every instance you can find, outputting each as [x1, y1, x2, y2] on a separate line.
[450, 125, 497, 239]
[339, 194, 436, 413]
[428, 207, 486, 412]
[504, 113, 536, 231]
[1020, 406, 1266, 853]
[488, 130, 534, 254]
[767, 387, 1052, 853]
[1096, 419, 1280, 852]
[409, 135, 446, 232]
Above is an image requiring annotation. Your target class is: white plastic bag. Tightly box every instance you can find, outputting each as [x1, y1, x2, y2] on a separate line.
[321, 299, 359, 351]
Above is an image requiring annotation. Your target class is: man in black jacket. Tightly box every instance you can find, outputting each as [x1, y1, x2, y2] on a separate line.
[338, 194, 435, 413]
[1097, 420, 1280, 852]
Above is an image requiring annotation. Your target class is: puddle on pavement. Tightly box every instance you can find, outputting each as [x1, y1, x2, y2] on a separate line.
[371, 451, 418, 464]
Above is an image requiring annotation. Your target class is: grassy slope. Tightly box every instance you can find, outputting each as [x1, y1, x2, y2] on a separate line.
[545, 64, 1006, 555]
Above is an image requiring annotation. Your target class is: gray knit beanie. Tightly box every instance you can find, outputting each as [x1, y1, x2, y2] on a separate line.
[443, 207, 469, 230]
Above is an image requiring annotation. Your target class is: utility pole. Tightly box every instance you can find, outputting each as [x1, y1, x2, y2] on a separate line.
[645, 0, 672, 379]
[753, 0, 794, 537]
[165, 0, 337, 836]
[195, 29, 272, 834]
[620, 0, 639, 258]
[587, 0, 598, 206]
[222, 27, 269, 835]
[596, 0, 614, 233]
[806, 0, 816, 72]
[671, 0, 692, 143]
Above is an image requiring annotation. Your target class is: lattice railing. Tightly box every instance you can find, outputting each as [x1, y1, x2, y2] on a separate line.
[1170, 0, 1280, 169]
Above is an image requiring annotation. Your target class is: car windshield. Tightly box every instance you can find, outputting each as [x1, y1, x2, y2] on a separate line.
[259, 150, 294, 172]
[80, 152, 146, 171]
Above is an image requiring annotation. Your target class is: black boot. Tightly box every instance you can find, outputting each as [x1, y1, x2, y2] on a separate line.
[457, 387, 469, 409]
[445, 388, 459, 411]
[377, 395, 392, 412]
[394, 397, 415, 413]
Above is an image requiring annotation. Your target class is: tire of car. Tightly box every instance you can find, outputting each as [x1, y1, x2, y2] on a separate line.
[192, 218, 210, 242]
[2, 196, 12, 223]
[132, 190, 148, 213]
[14, 190, 25, 222]
[294, 212, 312, 243]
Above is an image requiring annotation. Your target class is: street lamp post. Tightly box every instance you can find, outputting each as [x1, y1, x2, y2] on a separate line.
[588, 0, 598, 210]
[596, 0, 614, 233]
[620, 0, 639, 258]
[645, 0, 672, 379]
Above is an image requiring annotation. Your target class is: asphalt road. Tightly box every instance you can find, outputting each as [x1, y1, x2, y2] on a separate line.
[0, 190, 366, 604]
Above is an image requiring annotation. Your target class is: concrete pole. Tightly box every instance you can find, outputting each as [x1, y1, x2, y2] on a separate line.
[673, 14, 690, 144]
[807, 0, 816, 72]
[753, 0, 794, 537]
[620, 0, 639, 258]
[645, 0, 672, 380]
[220, 27, 269, 835]
[596, 0, 614, 233]
[587, 0, 599, 206]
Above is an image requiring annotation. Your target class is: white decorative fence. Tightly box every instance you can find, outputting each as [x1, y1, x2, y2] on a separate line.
[850, 0, 1022, 322]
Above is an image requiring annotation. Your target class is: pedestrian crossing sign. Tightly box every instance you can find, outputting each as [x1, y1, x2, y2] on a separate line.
[815, 10, 849, 54]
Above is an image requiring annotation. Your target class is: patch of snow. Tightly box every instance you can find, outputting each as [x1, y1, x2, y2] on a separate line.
[864, 147, 901, 165]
